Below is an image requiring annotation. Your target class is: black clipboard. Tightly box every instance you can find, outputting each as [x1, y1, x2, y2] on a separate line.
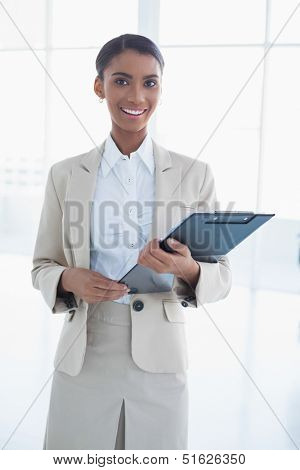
[118, 211, 275, 294]
[159, 210, 275, 262]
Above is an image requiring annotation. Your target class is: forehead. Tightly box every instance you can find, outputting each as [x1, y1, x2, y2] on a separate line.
[105, 49, 161, 76]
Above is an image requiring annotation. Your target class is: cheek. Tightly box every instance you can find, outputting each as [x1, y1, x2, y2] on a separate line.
[107, 98, 121, 111]
[106, 89, 123, 106]
[149, 94, 160, 107]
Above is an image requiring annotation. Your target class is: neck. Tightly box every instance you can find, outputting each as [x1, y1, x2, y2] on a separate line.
[110, 126, 148, 158]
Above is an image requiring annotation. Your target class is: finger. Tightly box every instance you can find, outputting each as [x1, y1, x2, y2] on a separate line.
[90, 272, 127, 290]
[148, 238, 179, 263]
[138, 239, 168, 269]
[166, 238, 190, 256]
[90, 285, 129, 296]
[93, 279, 129, 291]
[138, 237, 159, 261]
[142, 237, 157, 254]
[93, 286, 129, 294]
[140, 251, 168, 273]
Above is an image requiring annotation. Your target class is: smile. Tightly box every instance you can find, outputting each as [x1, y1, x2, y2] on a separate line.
[120, 107, 147, 118]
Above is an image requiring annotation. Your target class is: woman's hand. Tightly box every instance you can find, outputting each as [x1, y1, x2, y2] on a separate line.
[60, 267, 130, 304]
[137, 238, 201, 289]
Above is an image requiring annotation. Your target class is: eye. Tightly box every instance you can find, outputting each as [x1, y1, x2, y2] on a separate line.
[115, 79, 128, 86]
[145, 80, 157, 87]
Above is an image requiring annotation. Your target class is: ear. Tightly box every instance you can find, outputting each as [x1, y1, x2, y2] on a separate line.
[94, 76, 104, 98]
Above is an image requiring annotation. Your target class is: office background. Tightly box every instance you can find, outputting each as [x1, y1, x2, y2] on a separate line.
[0, 0, 299, 449]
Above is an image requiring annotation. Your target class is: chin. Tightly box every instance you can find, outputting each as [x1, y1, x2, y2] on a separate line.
[113, 123, 143, 133]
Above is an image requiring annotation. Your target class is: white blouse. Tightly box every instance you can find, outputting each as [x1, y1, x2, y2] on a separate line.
[90, 132, 155, 304]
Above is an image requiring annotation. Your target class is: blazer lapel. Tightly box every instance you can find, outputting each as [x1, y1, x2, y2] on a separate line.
[66, 137, 183, 269]
[148, 138, 182, 242]
[66, 142, 105, 269]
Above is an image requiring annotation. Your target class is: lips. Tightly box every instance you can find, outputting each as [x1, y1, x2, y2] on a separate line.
[120, 107, 147, 116]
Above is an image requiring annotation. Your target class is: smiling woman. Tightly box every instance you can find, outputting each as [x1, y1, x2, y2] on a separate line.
[32, 33, 232, 451]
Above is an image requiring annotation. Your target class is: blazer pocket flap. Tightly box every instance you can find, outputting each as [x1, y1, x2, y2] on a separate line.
[162, 300, 186, 323]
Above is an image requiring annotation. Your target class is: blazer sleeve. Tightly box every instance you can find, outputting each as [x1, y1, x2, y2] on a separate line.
[172, 162, 232, 308]
[31, 165, 79, 314]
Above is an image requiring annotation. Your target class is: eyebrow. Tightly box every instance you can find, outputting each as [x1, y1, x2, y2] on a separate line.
[111, 72, 159, 79]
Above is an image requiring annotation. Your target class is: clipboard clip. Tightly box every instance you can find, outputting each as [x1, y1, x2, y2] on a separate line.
[206, 212, 256, 224]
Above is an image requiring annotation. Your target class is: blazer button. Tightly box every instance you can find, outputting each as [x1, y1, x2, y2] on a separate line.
[132, 300, 144, 312]
[181, 301, 188, 307]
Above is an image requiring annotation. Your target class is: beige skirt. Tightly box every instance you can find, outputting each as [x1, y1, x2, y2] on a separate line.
[43, 300, 189, 450]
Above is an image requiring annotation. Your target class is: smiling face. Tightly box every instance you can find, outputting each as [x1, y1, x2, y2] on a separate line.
[94, 49, 162, 135]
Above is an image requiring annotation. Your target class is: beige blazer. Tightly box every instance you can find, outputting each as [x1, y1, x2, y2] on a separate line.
[31, 137, 232, 377]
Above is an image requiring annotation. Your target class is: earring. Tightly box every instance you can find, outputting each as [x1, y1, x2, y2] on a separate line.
[99, 97, 104, 103]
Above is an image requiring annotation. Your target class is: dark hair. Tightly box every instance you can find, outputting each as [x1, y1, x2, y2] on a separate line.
[95, 33, 165, 81]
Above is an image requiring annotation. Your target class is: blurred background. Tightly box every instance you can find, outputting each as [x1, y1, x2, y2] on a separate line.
[0, 0, 299, 450]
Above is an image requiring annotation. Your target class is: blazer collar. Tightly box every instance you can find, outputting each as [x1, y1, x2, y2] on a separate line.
[80, 136, 172, 174]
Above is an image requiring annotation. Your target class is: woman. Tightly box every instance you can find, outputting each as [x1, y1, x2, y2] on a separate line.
[31, 34, 232, 450]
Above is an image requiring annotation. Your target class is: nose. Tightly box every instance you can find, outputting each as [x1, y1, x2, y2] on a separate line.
[127, 83, 147, 106]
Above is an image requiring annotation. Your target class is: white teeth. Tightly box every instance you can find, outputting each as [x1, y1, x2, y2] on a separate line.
[121, 107, 145, 115]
